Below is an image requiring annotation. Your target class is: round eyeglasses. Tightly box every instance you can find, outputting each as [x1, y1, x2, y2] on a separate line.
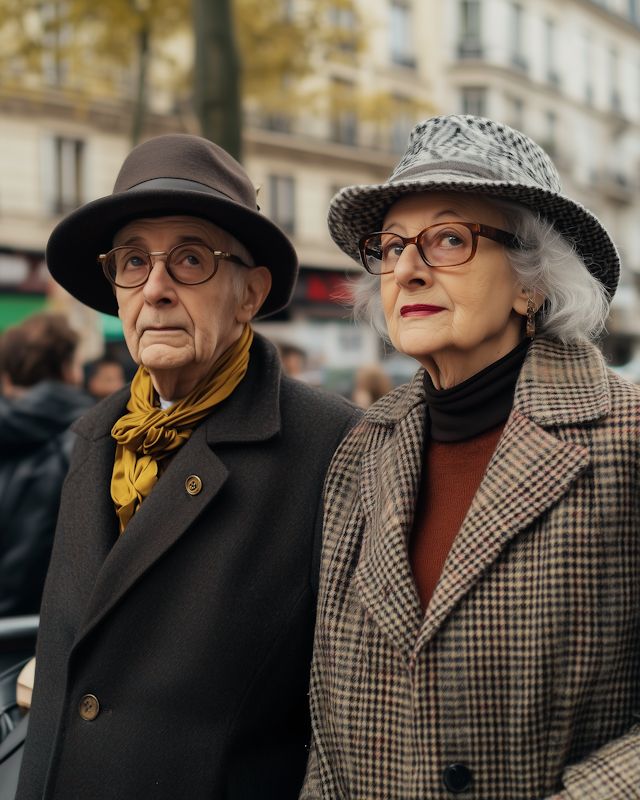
[99, 242, 252, 288]
[358, 222, 519, 275]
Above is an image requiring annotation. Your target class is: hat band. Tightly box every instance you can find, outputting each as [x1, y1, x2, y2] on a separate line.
[390, 159, 508, 184]
[126, 177, 234, 200]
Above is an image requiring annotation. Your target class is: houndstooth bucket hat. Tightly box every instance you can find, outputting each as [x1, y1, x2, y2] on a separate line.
[328, 115, 619, 298]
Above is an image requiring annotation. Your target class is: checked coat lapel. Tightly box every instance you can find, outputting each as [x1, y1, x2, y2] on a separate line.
[354, 338, 606, 656]
[66, 339, 282, 651]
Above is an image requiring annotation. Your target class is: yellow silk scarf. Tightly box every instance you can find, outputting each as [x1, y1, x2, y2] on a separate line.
[111, 324, 253, 533]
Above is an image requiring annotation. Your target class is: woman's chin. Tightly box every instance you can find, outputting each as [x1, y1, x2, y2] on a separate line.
[392, 327, 442, 364]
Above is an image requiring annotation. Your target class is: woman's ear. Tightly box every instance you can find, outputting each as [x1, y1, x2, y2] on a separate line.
[236, 267, 273, 323]
[513, 286, 545, 317]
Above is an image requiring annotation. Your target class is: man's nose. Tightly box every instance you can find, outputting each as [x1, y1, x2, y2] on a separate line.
[143, 256, 175, 304]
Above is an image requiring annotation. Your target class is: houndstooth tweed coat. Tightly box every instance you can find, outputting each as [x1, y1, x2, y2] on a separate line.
[300, 337, 640, 800]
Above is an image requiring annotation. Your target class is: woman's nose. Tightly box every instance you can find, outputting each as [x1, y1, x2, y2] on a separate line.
[393, 243, 434, 288]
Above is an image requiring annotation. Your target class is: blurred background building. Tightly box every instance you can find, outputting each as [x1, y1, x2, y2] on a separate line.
[1, 0, 640, 390]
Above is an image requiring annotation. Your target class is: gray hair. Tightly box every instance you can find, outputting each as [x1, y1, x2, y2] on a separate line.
[348, 196, 611, 345]
[212, 224, 256, 302]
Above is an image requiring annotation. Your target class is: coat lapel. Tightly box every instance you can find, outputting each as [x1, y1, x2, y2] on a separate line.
[415, 409, 590, 650]
[70, 333, 283, 650]
[73, 423, 229, 646]
[415, 338, 610, 650]
[354, 375, 426, 659]
[64, 387, 129, 602]
[352, 339, 610, 658]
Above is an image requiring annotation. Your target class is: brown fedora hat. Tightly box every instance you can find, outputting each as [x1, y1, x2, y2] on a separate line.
[45, 134, 298, 318]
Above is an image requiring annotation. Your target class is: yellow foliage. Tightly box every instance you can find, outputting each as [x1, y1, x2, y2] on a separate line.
[0, 0, 363, 108]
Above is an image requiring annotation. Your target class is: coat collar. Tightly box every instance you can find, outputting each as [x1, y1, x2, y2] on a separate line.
[354, 337, 608, 659]
[362, 337, 611, 430]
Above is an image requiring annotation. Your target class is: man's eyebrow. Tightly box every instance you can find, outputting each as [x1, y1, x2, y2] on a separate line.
[175, 236, 213, 246]
[117, 235, 146, 247]
[115, 234, 215, 248]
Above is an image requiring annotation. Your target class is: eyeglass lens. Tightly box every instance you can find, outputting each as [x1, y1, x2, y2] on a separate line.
[104, 244, 217, 286]
[363, 223, 475, 274]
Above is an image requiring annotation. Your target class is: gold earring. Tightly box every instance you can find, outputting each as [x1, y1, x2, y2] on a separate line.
[526, 298, 537, 339]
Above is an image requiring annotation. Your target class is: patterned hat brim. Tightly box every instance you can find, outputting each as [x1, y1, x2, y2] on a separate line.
[327, 177, 620, 298]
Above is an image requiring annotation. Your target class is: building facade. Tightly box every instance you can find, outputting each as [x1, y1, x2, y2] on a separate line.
[1, 0, 639, 386]
[440, 0, 640, 367]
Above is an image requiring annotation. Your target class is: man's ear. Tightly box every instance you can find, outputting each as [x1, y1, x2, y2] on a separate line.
[237, 267, 272, 323]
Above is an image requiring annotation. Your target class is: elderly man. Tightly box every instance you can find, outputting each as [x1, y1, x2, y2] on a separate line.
[16, 135, 360, 800]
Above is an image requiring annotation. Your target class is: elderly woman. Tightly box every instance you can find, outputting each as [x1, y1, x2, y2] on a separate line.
[301, 116, 640, 800]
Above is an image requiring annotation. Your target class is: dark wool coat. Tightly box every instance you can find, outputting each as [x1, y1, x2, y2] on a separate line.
[16, 333, 361, 800]
[301, 338, 640, 800]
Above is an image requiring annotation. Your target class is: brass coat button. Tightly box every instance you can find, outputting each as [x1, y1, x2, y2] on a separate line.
[79, 694, 100, 721]
[185, 475, 202, 496]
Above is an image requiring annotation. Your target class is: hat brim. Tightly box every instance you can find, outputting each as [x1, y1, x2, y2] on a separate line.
[46, 187, 299, 318]
[328, 177, 620, 298]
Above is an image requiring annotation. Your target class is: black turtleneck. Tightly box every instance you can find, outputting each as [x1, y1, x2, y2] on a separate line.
[423, 338, 531, 443]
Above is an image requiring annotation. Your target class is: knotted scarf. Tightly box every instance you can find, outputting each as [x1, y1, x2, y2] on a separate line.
[111, 324, 253, 533]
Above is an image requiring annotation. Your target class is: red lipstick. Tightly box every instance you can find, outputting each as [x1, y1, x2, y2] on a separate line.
[400, 304, 446, 317]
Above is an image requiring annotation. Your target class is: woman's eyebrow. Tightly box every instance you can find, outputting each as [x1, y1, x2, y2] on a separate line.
[384, 209, 465, 231]
[433, 208, 463, 219]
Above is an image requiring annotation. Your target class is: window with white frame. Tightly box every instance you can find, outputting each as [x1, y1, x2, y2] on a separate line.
[461, 87, 486, 117]
[330, 78, 358, 145]
[458, 1, 482, 59]
[390, 97, 414, 154]
[509, 3, 527, 71]
[609, 48, 622, 114]
[268, 176, 295, 235]
[584, 33, 594, 105]
[41, 135, 85, 215]
[544, 110, 557, 157]
[331, 5, 358, 53]
[544, 20, 560, 87]
[389, 2, 415, 68]
[506, 96, 524, 131]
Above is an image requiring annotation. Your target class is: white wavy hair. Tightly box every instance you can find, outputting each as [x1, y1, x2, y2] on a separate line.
[347, 195, 611, 344]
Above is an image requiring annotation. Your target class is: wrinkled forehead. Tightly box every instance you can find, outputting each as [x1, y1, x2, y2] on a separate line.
[113, 214, 231, 247]
[382, 191, 507, 230]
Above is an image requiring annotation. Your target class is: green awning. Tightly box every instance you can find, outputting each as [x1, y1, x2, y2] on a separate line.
[100, 313, 124, 341]
[0, 294, 47, 332]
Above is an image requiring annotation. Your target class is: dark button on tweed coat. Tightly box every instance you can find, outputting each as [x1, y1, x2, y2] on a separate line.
[16, 333, 361, 800]
[301, 338, 640, 800]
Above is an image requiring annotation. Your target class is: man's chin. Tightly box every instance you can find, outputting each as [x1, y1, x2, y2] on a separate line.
[140, 343, 194, 372]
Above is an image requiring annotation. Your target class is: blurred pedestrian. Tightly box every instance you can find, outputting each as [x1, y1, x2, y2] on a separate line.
[85, 356, 126, 401]
[0, 314, 94, 617]
[351, 364, 392, 408]
[279, 343, 307, 380]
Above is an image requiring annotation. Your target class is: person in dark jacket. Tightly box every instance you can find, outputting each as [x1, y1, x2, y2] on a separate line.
[16, 135, 361, 800]
[0, 314, 94, 617]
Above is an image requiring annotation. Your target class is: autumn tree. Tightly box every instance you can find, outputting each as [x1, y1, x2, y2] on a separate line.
[0, 0, 386, 153]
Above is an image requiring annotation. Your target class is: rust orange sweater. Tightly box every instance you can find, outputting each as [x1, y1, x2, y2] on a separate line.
[409, 425, 505, 610]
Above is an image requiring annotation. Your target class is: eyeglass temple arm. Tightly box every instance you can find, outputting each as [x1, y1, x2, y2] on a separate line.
[478, 224, 520, 248]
